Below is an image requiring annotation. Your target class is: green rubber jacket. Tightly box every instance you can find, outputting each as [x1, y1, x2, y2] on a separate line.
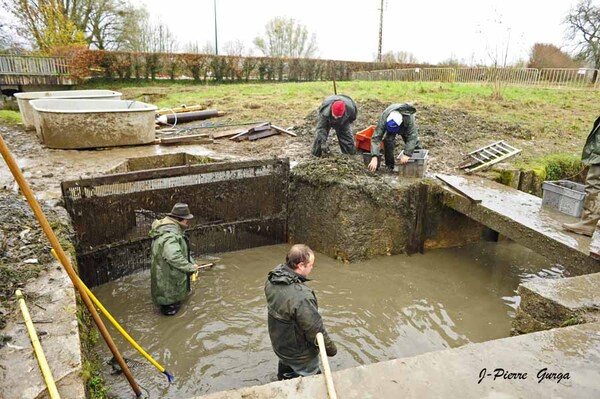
[149, 217, 196, 305]
[264, 264, 336, 364]
[582, 115, 600, 165]
[371, 103, 419, 157]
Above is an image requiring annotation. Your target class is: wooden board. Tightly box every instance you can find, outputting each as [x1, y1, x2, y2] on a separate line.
[156, 105, 206, 115]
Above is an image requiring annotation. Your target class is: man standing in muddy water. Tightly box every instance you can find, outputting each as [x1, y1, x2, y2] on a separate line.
[149, 203, 201, 316]
[367, 103, 422, 172]
[312, 94, 358, 157]
[264, 244, 337, 380]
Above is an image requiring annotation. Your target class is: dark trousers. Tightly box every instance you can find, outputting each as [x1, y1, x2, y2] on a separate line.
[277, 359, 321, 381]
[312, 124, 356, 156]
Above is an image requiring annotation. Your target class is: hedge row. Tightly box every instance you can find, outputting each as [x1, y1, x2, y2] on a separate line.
[67, 49, 422, 82]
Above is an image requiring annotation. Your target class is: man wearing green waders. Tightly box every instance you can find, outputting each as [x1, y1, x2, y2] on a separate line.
[149, 203, 201, 316]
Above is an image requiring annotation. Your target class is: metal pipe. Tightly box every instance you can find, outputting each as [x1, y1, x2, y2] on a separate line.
[16, 290, 61, 399]
[316, 332, 338, 399]
[0, 134, 143, 397]
[50, 249, 175, 383]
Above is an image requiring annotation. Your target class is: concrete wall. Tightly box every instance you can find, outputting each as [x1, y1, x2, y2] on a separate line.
[197, 322, 600, 399]
[288, 166, 484, 262]
[513, 272, 600, 335]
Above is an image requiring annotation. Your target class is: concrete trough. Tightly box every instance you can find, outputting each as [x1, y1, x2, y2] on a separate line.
[30, 99, 157, 149]
[15, 89, 121, 131]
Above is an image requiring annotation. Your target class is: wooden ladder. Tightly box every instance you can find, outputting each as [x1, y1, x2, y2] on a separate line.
[459, 140, 521, 173]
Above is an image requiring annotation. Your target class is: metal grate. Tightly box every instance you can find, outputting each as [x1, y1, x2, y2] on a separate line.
[61, 158, 290, 286]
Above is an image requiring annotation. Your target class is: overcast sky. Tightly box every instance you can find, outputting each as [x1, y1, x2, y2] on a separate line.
[139, 0, 582, 65]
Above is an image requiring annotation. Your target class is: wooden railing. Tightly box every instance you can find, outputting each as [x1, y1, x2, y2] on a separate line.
[0, 55, 70, 75]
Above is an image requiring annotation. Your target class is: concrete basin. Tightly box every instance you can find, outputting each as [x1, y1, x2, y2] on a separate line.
[30, 99, 157, 149]
[15, 89, 122, 130]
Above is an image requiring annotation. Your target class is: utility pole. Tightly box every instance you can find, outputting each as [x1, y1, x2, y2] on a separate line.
[377, 0, 384, 62]
[214, 0, 218, 55]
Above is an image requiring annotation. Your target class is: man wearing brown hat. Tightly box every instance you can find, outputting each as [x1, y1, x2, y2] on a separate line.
[149, 203, 200, 315]
[311, 94, 358, 157]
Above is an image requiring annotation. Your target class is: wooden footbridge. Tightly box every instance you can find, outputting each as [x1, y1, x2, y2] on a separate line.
[0, 55, 73, 92]
[436, 174, 599, 275]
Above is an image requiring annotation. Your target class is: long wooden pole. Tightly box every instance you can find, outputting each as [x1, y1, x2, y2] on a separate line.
[0, 134, 142, 397]
[316, 333, 338, 399]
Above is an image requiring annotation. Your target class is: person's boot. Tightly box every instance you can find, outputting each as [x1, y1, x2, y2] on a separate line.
[562, 217, 599, 236]
[160, 303, 181, 316]
[562, 197, 600, 236]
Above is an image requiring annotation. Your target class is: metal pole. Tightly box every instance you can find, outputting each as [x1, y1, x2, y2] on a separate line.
[377, 0, 384, 63]
[0, 134, 143, 398]
[214, 0, 218, 55]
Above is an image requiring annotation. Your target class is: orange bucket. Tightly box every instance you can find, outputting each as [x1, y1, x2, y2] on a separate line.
[355, 125, 384, 152]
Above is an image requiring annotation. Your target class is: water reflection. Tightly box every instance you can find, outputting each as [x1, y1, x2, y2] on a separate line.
[92, 240, 562, 398]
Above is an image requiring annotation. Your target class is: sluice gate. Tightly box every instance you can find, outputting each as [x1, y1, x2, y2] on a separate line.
[61, 158, 289, 286]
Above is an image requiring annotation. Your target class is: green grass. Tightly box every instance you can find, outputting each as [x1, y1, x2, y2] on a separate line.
[0, 110, 22, 125]
[78, 79, 598, 160]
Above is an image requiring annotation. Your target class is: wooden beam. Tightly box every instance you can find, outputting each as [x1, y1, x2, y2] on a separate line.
[156, 105, 206, 115]
[271, 125, 297, 137]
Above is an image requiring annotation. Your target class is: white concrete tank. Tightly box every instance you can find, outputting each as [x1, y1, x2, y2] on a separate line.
[15, 89, 122, 131]
[30, 99, 157, 149]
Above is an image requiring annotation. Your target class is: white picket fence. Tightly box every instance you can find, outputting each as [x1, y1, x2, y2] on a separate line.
[352, 67, 600, 89]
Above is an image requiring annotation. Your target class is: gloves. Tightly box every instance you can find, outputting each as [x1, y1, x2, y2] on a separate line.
[325, 341, 337, 357]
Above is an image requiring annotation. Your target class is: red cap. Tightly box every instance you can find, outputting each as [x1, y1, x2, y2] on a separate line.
[331, 100, 346, 117]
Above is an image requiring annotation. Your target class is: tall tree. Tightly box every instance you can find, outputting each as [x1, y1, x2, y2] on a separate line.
[564, 0, 600, 69]
[528, 43, 580, 69]
[253, 17, 318, 58]
[3, 0, 146, 51]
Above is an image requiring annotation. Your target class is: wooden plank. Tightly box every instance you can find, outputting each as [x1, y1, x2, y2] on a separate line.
[435, 174, 483, 203]
[407, 183, 429, 255]
[61, 158, 288, 191]
[247, 129, 279, 141]
[229, 122, 271, 141]
[211, 128, 248, 139]
[156, 134, 212, 145]
[156, 105, 206, 115]
[230, 129, 250, 141]
[271, 125, 297, 137]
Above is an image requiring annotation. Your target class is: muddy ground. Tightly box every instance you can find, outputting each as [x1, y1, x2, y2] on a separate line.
[0, 98, 567, 397]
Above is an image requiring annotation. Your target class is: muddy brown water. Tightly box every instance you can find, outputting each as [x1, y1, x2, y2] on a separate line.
[91, 241, 563, 398]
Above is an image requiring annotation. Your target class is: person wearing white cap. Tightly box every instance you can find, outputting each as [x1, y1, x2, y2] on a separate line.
[367, 103, 422, 172]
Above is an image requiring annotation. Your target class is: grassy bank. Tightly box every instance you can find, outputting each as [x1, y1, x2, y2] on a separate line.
[0, 110, 22, 125]
[79, 80, 598, 156]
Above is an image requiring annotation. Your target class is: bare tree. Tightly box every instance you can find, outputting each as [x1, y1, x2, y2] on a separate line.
[223, 39, 246, 56]
[141, 20, 179, 53]
[0, 14, 27, 53]
[380, 50, 418, 64]
[564, 0, 600, 70]
[253, 17, 318, 58]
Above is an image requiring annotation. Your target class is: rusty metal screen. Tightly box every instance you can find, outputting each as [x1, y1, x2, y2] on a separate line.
[61, 158, 289, 286]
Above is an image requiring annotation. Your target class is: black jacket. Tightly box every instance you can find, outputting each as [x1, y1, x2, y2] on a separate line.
[264, 264, 336, 363]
